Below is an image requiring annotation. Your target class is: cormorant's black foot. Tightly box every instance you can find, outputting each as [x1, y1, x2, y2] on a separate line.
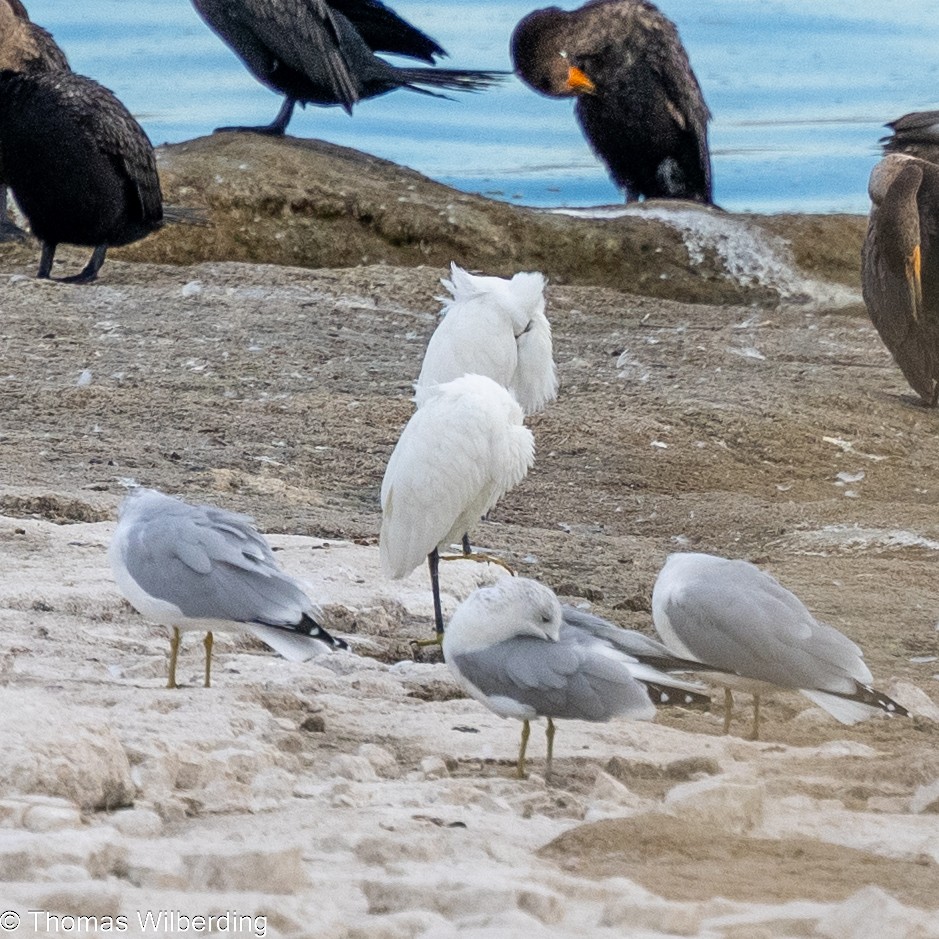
[213, 124, 286, 137]
[59, 270, 100, 285]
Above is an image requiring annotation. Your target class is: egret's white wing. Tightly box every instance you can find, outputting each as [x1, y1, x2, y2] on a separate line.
[380, 380, 534, 578]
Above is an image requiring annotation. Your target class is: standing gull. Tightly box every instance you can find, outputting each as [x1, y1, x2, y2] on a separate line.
[510, 0, 712, 204]
[443, 577, 710, 779]
[380, 374, 535, 636]
[416, 263, 558, 417]
[651, 552, 907, 739]
[190, 0, 505, 135]
[109, 487, 348, 689]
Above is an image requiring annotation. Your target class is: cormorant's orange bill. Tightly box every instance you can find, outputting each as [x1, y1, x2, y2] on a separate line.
[566, 65, 596, 94]
[907, 243, 923, 321]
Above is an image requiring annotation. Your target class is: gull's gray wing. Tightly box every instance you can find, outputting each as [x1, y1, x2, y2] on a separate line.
[661, 562, 869, 693]
[121, 498, 312, 627]
[451, 632, 653, 722]
[562, 605, 712, 670]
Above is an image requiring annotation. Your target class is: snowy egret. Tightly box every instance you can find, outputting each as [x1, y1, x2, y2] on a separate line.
[416, 263, 558, 416]
[443, 577, 710, 779]
[651, 552, 908, 739]
[862, 146, 939, 406]
[109, 487, 348, 689]
[511, 0, 712, 204]
[380, 374, 535, 635]
[189, 0, 504, 135]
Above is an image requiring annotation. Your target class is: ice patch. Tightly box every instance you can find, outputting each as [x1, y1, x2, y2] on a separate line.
[549, 205, 861, 308]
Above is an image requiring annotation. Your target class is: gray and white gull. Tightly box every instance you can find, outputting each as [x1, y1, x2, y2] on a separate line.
[652, 552, 907, 738]
[443, 576, 711, 779]
[109, 487, 347, 688]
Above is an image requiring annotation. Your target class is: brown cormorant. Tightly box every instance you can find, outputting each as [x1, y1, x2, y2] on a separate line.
[0, 0, 69, 240]
[190, 0, 505, 135]
[0, 69, 164, 282]
[862, 145, 939, 407]
[511, 0, 712, 204]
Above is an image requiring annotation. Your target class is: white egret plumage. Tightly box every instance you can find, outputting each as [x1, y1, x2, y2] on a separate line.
[109, 487, 348, 688]
[416, 263, 558, 416]
[443, 577, 711, 779]
[380, 374, 535, 635]
[651, 552, 908, 739]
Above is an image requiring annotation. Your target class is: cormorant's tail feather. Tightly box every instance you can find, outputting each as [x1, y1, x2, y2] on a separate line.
[398, 68, 509, 98]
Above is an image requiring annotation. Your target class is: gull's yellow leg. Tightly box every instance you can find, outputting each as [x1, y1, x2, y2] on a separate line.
[167, 626, 181, 690]
[203, 631, 214, 688]
[516, 719, 531, 779]
[545, 718, 556, 782]
[722, 688, 734, 735]
[749, 694, 762, 741]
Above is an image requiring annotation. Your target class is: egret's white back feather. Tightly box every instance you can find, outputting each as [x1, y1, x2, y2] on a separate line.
[380, 375, 535, 579]
[417, 263, 558, 415]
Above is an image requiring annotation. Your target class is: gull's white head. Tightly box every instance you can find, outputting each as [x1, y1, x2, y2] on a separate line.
[444, 576, 563, 656]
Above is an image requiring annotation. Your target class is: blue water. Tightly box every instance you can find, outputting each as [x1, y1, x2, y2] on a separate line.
[24, 0, 939, 213]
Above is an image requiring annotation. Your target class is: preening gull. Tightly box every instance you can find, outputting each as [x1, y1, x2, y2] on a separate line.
[416, 263, 558, 417]
[443, 577, 711, 779]
[109, 487, 348, 688]
[380, 374, 535, 635]
[651, 552, 908, 739]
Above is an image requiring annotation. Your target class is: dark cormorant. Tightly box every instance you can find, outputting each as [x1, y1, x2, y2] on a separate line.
[862, 145, 939, 407]
[0, 69, 164, 283]
[510, 0, 712, 204]
[880, 110, 939, 164]
[190, 0, 506, 135]
[0, 0, 69, 240]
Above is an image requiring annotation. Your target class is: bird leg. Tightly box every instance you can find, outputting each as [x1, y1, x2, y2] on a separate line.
[722, 688, 734, 734]
[516, 719, 531, 779]
[748, 694, 762, 741]
[203, 631, 214, 688]
[167, 625, 181, 689]
[61, 245, 107, 284]
[545, 717, 556, 782]
[37, 241, 57, 279]
[215, 97, 296, 137]
[439, 543, 516, 575]
[410, 549, 446, 648]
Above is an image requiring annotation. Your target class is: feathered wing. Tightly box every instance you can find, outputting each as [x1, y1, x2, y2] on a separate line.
[863, 156, 939, 404]
[417, 300, 518, 393]
[655, 557, 871, 694]
[193, 0, 361, 110]
[452, 634, 655, 722]
[117, 494, 317, 628]
[380, 382, 534, 578]
[326, 0, 444, 61]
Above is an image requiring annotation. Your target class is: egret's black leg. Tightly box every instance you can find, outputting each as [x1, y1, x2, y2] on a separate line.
[62, 244, 107, 284]
[37, 241, 56, 279]
[462, 533, 472, 555]
[429, 547, 444, 635]
[215, 97, 296, 136]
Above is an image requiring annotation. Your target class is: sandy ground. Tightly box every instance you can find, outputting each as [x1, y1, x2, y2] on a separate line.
[1, 253, 939, 937]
